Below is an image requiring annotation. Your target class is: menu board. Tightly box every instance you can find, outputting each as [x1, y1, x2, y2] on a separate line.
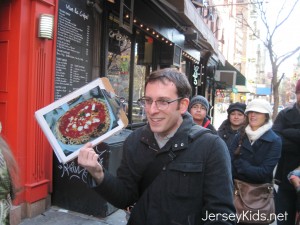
[55, 0, 94, 100]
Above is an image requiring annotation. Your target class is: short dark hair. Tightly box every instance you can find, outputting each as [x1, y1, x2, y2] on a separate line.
[145, 68, 191, 98]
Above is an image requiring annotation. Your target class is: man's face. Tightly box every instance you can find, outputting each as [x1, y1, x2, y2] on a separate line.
[189, 103, 207, 122]
[144, 79, 188, 137]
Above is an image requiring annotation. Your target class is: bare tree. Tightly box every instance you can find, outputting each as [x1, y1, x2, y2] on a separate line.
[242, 0, 300, 120]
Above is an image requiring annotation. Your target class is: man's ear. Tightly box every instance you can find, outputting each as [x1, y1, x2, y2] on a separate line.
[179, 98, 190, 114]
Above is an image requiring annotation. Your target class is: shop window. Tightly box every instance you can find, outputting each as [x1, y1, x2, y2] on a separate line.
[119, 0, 134, 33]
[132, 31, 149, 123]
[159, 43, 181, 68]
[107, 28, 131, 107]
[137, 34, 153, 65]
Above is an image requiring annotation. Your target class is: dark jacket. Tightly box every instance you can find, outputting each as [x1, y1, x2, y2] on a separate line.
[202, 116, 217, 134]
[229, 129, 282, 184]
[218, 119, 240, 149]
[273, 104, 300, 189]
[90, 113, 235, 225]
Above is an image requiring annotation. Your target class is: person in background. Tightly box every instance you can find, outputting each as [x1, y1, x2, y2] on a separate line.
[229, 99, 282, 225]
[188, 95, 217, 134]
[0, 133, 20, 225]
[218, 102, 246, 149]
[273, 78, 300, 225]
[287, 165, 300, 225]
[288, 167, 300, 225]
[78, 68, 235, 225]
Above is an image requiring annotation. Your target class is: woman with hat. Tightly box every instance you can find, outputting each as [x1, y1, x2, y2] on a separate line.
[218, 102, 246, 149]
[229, 99, 282, 224]
[188, 95, 217, 134]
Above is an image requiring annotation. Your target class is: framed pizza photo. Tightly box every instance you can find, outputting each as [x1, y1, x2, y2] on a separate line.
[35, 78, 128, 164]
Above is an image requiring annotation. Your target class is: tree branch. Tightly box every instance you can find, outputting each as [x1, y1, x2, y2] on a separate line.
[277, 46, 300, 67]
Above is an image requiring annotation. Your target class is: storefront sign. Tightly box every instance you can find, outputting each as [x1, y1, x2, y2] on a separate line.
[193, 65, 200, 86]
[55, 0, 94, 100]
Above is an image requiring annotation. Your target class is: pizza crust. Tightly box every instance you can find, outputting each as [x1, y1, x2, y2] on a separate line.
[55, 98, 110, 145]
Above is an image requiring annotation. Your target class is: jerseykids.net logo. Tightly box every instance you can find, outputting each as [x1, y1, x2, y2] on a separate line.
[202, 210, 288, 223]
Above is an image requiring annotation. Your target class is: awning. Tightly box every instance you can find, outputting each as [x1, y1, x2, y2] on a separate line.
[256, 87, 271, 95]
[235, 85, 250, 93]
[158, 0, 219, 53]
[217, 60, 246, 86]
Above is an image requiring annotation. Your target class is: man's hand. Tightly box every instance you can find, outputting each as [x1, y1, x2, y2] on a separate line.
[78, 142, 104, 184]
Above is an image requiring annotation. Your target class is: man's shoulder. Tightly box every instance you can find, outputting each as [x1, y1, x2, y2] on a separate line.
[188, 125, 212, 139]
[188, 125, 220, 143]
[188, 126, 230, 161]
[275, 104, 298, 120]
[282, 104, 296, 114]
[126, 125, 149, 140]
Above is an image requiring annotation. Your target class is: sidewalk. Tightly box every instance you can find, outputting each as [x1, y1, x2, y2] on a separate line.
[19, 206, 278, 225]
[19, 206, 128, 225]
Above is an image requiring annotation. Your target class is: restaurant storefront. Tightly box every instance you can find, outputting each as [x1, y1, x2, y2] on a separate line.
[0, 0, 221, 222]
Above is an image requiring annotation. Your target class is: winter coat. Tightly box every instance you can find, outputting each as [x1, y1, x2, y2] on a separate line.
[89, 113, 235, 225]
[218, 119, 240, 149]
[273, 104, 300, 190]
[229, 129, 282, 184]
[202, 116, 217, 134]
[0, 148, 12, 225]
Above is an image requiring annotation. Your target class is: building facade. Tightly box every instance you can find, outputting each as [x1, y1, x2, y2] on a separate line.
[0, 0, 230, 223]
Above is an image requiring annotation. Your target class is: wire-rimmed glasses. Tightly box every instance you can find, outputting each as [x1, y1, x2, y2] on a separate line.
[137, 97, 183, 110]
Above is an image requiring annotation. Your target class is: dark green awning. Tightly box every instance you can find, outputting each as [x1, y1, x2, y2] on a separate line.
[217, 61, 246, 86]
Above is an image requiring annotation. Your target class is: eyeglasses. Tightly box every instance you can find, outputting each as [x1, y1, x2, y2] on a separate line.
[137, 97, 183, 110]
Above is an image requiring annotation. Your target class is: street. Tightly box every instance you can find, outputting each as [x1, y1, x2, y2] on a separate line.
[212, 106, 228, 130]
[19, 207, 127, 225]
[19, 206, 278, 225]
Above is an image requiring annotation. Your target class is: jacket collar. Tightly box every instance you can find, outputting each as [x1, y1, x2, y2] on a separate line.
[140, 112, 193, 153]
[243, 129, 274, 149]
[259, 129, 275, 142]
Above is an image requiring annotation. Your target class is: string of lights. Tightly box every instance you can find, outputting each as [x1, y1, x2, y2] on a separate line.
[123, 14, 199, 64]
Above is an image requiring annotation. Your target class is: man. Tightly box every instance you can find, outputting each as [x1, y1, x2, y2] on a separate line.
[78, 68, 235, 224]
[188, 95, 217, 134]
[273, 79, 300, 225]
[218, 102, 246, 148]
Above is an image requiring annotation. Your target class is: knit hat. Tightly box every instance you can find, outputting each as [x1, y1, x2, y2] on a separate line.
[296, 79, 300, 94]
[245, 99, 272, 117]
[189, 95, 209, 112]
[227, 102, 246, 114]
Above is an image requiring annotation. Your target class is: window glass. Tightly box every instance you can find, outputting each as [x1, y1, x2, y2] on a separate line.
[107, 28, 131, 101]
[132, 31, 151, 123]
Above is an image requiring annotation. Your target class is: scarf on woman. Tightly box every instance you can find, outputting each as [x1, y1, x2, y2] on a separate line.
[245, 120, 272, 144]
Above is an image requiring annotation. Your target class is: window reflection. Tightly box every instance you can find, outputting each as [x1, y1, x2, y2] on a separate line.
[106, 25, 150, 124]
[132, 31, 153, 123]
[107, 28, 131, 108]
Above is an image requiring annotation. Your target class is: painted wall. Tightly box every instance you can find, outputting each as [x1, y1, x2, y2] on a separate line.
[0, 0, 57, 205]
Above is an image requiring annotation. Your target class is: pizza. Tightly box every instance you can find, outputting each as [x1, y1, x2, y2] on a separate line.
[55, 98, 110, 145]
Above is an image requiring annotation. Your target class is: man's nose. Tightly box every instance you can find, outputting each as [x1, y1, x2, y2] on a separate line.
[148, 101, 160, 112]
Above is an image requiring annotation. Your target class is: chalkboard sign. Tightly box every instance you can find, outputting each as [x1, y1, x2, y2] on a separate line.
[52, 129, 132, 217]
[55, 0, 94, 100]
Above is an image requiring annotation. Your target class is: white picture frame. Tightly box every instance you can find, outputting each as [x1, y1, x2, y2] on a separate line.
[35, 78, 128, 164]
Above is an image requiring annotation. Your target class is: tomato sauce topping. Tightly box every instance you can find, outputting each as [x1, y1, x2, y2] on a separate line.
[58, 99, 107, 138]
